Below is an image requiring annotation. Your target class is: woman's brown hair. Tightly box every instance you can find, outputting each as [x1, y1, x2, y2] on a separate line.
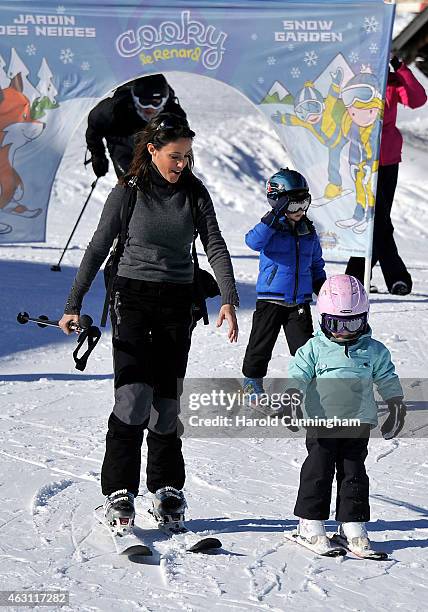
[121, 113, 196, 188]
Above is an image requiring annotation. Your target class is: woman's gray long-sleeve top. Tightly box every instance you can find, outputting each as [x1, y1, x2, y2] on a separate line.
[64, 169, 239, 314]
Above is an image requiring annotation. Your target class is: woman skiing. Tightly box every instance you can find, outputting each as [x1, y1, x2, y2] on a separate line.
[289, 274, 406, 556]
[59, 112, 239, 535]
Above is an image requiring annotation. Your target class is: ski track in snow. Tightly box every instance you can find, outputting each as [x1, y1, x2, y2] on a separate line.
[1, 67, 428, 610]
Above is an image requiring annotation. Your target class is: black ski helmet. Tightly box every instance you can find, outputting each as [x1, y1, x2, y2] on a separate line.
[132, 74, 169, 104]
[266, 168, 309, 203]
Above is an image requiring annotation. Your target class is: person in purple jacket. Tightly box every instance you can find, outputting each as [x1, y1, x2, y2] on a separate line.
[345, 57, 427, 295]
[242, 168, 326, 403]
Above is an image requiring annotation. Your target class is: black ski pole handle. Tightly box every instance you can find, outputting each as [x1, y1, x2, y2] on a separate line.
[17, 312, 93, 333]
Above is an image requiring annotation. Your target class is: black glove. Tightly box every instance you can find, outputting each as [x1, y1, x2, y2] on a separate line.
[381, 398, 406, 440]
[312, 277, 326, 296]
[390, 56, 402, 72]
[282, 388, 304, 432]
[261, 201, 289, 228]
[91, 154, 109, 178]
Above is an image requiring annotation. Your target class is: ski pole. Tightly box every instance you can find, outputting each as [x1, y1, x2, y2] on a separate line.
[17, 311, 93, 333]
[51, 178, 98, 272]
[16, 312, 101, 371]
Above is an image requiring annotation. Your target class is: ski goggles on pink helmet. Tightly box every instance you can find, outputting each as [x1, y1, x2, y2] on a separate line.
[275, 190, 312, 213]
[321, 313, 368, 336]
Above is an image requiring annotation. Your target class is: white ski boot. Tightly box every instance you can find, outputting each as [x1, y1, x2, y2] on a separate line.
[334, 522, 388, 559]
[340, 521, 369, 549]
[298, 519, 331, 551]
[150, 486, 187, 534]
[103, 489, 135, 536]
[286, 519, 345, 556]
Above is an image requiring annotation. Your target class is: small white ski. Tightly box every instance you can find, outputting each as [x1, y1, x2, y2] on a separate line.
[284, 530, 346, 557]
[94, 507, 153, 560]
[330, 533, 388, 561]
[143, 510, 222, 553]
[158, 522, 222, 553]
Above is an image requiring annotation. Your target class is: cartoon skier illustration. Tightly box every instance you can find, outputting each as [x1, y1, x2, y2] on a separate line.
[0, 75, 45, 220]
[271, 70, 347, 201]
[335, 67, 383, 234]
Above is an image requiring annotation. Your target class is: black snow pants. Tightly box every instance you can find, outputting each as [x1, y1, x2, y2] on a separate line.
[294, 426, 371, 522]
[101, 276, 194, 496]
[242, 301, 313, 378]
[346, 164, 412, 292]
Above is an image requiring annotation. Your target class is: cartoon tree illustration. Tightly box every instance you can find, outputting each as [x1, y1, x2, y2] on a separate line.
[0, 54, 10, 88]
[7, 47, 39, 102]
[31, 57, 59, 119]
[36, 58, 58, 103]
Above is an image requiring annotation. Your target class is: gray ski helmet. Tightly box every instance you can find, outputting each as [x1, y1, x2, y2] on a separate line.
[294, 81, 325, 121]
[266, 168, 309, 203]
[132, 74, 169, 104]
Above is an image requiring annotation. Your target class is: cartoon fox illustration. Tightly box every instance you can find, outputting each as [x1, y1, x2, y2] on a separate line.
[0, 74, 44, 218]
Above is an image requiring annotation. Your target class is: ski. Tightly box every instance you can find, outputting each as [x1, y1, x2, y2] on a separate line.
[284, 530, 346, 557]
[141, 510, 222, 554]
[157, 522, 222, 553]
[330, 533, 388, 561]
[94, 506, 153, 561]
[311, 188, 353, 208]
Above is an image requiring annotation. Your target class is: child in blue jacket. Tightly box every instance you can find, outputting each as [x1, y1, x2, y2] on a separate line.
[288, 274, 406, 556]
[242, 168, 326, 400]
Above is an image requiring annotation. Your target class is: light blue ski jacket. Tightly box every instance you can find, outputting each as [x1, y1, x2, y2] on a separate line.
[288, 328, 403, 425]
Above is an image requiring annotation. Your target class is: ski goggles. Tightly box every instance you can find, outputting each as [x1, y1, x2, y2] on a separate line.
[341, 84, 377, 108]
[322, 313, 367, 335]
[275, 192, 312, 213]
[132, 92, 168, 110]
[295, 100, 324, 119]
[155, 116, 190, 131]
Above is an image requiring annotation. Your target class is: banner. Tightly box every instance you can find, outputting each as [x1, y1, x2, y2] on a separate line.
[0, 0, 395, 258]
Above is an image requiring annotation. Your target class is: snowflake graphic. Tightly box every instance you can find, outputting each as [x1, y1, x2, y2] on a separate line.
[81, 61, 90, 71]
[369, 42, 378, 54]
[349, 51, 359, 64]
[287, 43, 295, 51]
[26, 44, 36, 56]
[290, 67, 301, 79]
[60, 48, 74, 64]
[304, 51, 318, 67]
[56, 5, 66, 13]
[251, 33, 258, 41]
[363, 16, 379, 34]
[267, 56, 276, 66]
[257, 76, 265, 84]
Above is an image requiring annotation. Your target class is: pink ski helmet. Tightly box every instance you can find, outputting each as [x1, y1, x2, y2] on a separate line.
[317, 274, 369, 317]
[317, 275, 369, 339]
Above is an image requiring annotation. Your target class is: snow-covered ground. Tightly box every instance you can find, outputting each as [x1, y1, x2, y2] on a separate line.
[1, 19, 428, 612]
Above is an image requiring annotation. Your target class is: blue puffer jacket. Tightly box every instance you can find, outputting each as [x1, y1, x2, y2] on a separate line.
[245, 216, 326, 304]
[288, 328, 403, 426]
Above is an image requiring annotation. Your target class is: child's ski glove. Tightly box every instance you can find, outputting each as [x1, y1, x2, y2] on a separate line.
[261, 201, 289, 228]
[381, 398, 406, 439]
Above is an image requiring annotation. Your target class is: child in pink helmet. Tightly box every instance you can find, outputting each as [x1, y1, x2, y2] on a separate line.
[288, 274, 406, 557]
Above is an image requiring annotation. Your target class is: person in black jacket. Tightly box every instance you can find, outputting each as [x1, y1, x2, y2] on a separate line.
[86, 73, 186, 178]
